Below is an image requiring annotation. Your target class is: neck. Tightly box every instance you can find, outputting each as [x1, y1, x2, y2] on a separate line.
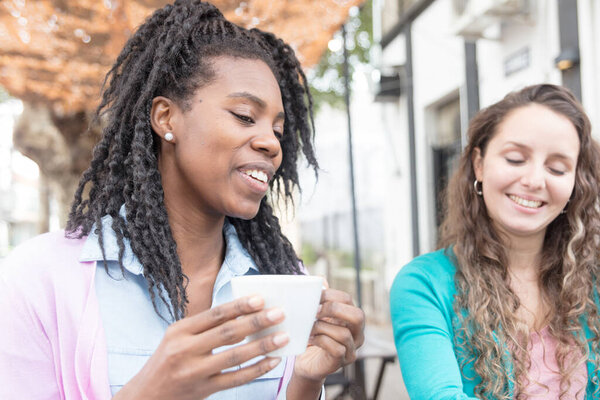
[505, 235, 544, 282]
[505, 237, 551, 330]
[158, 154, 227, 278]
[163, 194, 226, 278]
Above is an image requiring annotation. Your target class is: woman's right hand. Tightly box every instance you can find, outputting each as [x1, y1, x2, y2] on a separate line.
[113, 295, 289, 400]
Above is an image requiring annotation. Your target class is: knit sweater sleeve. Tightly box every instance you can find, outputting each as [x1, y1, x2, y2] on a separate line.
[389, 251, 478, 400]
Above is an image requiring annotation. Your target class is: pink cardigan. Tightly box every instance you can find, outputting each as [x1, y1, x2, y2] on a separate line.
[0, 231, 296, 399]
[0, 231, 111, 399]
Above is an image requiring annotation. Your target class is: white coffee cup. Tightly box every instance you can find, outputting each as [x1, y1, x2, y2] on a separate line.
[230, 274, 324, 357]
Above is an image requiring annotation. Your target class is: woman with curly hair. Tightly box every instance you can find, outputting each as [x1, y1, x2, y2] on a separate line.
[390, 84, 600, 399]
[0, 1, 364, 398]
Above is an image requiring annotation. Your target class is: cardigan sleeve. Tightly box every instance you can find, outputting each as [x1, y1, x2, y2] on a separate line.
[0, 257, 61, 399]
[389, 255, 477, 400]
[0, 231, 111, 400]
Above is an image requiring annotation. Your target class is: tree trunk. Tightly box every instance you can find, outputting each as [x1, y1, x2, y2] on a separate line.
[38, 172, 50, 233]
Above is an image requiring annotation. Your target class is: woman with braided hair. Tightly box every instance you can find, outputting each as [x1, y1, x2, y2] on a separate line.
[390, 84, 600, 399]
[0, 1, 364, 398]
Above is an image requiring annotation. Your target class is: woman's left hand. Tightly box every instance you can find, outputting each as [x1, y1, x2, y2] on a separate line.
[287, 284, 365, 398]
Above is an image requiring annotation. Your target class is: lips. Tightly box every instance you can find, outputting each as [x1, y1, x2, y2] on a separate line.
[237, 161, 276, 195]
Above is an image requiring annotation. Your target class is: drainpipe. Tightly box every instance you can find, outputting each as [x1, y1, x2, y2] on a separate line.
[464, 40, 480, 124]
[404, 22, 420, 257]
[556, 0, 582, 100]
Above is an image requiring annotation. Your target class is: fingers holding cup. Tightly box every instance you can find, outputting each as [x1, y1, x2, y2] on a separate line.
[317, 288, 365, 348]
[308, 319, 357, 363]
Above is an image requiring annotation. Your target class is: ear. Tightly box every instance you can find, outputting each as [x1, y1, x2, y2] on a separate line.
[151, 96, 176, 142]
[472, 147, 484, 181]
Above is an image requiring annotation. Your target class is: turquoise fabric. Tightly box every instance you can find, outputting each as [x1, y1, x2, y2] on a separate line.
[389, 249, 600, 399]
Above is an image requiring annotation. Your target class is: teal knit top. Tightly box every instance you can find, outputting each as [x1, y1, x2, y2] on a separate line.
[389, 249, 600, 399]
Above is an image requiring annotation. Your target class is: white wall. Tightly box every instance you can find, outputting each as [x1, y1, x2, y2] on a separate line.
[477, 0, 562, 107]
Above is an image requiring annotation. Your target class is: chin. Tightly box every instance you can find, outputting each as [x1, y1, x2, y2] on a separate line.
[227, 206, 261, 220]
[506, 225, 547, 237]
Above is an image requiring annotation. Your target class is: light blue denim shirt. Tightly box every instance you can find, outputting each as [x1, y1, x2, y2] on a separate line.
[79, 213, 290, 399]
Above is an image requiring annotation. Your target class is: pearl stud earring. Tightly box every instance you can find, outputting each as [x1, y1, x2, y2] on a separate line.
[164, 132, 174, 142]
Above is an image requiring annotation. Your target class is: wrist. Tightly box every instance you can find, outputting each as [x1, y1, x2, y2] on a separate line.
[112, 373, 153, 400]
[112, 383, 141, 400]
[286, 372, 324, 400]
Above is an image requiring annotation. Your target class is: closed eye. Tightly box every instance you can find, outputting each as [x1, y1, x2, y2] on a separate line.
[505, 158, 524, 165]
[548, 167, 565, 176]
[231, 112, 254, 124]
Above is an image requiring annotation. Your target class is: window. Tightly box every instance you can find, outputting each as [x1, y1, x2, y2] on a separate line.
[430, 97, 461, 232]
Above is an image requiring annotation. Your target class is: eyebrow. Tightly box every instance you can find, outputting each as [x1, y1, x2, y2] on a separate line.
[227, 91, 285, 120]
[504, 141, 575, 162]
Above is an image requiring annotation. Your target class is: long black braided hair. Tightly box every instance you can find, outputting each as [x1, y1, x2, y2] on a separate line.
[66, 0, 319, 321]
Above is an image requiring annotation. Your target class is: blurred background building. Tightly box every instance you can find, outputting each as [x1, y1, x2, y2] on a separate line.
[296, 0, 598, 328]
[0, 99, 47, 258]
[298, 1, 596, 395]
[370, 0, 598, 292]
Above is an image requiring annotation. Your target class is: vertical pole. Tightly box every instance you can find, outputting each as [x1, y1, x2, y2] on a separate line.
[557, 0, 582, 100]
[342, 26, 363, 311]
[464, 40, 480, 123]
[404, 22, 420, 257]
[342, 23, 366, 400]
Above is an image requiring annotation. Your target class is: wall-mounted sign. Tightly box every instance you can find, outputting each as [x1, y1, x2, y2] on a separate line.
[504, 47, 530, 76]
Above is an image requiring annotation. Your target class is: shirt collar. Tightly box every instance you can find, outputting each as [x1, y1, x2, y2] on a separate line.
[222, 221, 259, 276]
[78, 205, 143, 275]
[78, 206, 258, 277]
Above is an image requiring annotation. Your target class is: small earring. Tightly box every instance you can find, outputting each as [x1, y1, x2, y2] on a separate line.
[164, 132, 174, 142]
[561, 199, 570, 214]
[473, 179, 483, 196]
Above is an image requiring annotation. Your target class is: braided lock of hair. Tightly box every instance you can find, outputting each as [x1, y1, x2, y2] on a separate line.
[66, 0, 318, 321]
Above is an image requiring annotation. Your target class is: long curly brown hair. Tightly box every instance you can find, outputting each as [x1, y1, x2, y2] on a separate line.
[440, 84, 600, 399]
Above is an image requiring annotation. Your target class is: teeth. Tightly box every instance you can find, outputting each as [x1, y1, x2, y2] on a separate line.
[509, 195, 542, 209]
[244, 169, 268, 183]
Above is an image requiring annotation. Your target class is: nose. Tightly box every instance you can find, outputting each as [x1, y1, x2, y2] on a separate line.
[251, 127, 281, 159]
[520, 163, 546, 190]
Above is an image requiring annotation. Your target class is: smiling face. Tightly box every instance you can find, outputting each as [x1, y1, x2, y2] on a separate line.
[472, 104, 580, 243]
[154, 56, 284, 220]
